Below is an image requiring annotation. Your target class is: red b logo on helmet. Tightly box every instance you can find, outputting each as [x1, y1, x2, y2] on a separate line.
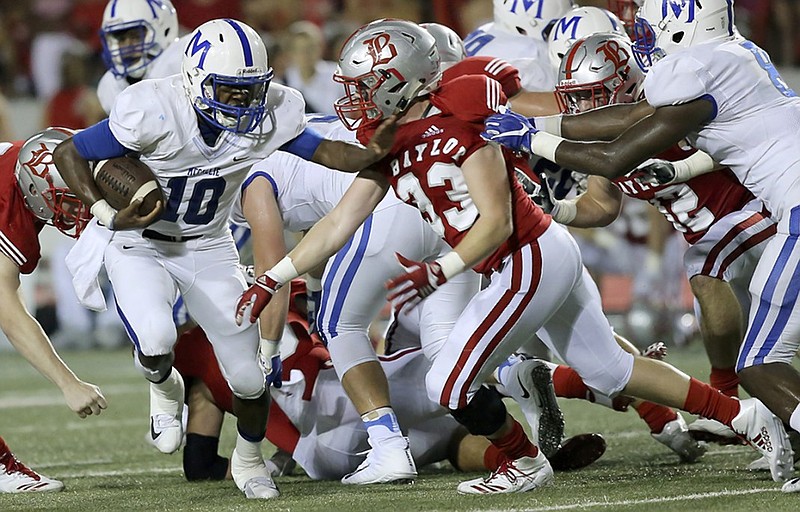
[363, 33, 397, 66]
[24, 143, 56, 180]
[596, 39, 630, 70]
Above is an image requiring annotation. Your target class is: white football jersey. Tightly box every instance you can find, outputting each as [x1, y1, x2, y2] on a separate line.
[97, 34, 190, 114]
[108, 75, 306, 237]
[464, 22, 556, 91]
[644, 39, 800, 219]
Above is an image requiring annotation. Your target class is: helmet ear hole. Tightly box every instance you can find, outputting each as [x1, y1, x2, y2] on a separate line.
[672, 31, 684, 44]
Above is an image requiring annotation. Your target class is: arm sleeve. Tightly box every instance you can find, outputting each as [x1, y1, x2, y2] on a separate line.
[279, 127, 324, 161]
[72, 119, 133, 160]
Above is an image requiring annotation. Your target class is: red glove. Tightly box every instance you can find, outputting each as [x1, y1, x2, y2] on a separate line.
[235, 272, 282, 325]
[385, 253, 447, 313]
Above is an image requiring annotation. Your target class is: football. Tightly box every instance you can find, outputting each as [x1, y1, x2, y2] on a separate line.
[93, 156, 164, 215]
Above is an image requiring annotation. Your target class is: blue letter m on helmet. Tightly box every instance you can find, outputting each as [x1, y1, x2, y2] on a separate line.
[510, 0, 545, 18]
[186, 31, 211, 70]
[663, 0, 695, 22]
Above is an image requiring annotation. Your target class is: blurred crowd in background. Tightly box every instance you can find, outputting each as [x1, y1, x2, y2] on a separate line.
[1, 0, 799, 352]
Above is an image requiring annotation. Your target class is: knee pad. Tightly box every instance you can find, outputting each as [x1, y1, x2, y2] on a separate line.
[183, 433, 229, 481]
[326, 331, 378, 380]
[134, 351, 174, 383]
[227, 363, 267, 400]
[449, 386, 507, 436]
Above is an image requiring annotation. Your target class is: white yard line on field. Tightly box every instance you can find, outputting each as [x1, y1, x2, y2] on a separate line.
[0, 383, 142, 409]
[57, 466, 182, 478]
[3, 417, 143, 433]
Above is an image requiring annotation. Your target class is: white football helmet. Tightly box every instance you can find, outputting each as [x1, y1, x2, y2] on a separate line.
[607, 0, 644, 33]
[182, 19, 272, 134]
[100, 0, 178, 79]
[493, 0, 575, 41]
[420, 23, 466, 67]
[555, 33, 644, 114]
[547, 7, 628, 69]
[334, 19, 440, 130]
[633, 0, 736, 70]
[15, 128, 91, 238]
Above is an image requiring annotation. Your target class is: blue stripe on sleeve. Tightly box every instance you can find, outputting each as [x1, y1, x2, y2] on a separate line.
[280, 127, 324, 161]
[72, 119, 132, 160]
[241, 170, 278, 197]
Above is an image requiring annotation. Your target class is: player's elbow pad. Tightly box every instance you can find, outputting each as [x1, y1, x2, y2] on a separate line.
[183, 433, 229, 481]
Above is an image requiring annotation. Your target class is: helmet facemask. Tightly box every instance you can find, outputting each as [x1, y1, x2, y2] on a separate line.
[194, 71, 273, 134]
[101, 21, 158, 79]
[631, 15, 664, 70]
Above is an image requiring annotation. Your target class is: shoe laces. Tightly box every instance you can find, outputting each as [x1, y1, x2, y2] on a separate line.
[0, 451, 40, 481]
[488, 459, 518, 484]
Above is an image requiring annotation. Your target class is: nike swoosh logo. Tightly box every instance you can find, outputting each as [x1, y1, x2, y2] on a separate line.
[233, 156, 249, 162]
[150, 417, 162, 440]
[517, 373, 530, 399]
[122, 245, 135, 250]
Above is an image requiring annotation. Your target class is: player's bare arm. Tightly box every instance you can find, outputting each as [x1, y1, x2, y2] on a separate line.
[552, 100, 713, 179]
[565, 176, 623, 228]
[241, 175, 290, 341]
[448, 144, 513, 268]
[0, 254, 107, 418]
[311, 115, 399, 172]
[559, 100, 655, 141]
[53, 139, 162, 229]
[510, 91, 561, 117]
[236, 171, 389, 324]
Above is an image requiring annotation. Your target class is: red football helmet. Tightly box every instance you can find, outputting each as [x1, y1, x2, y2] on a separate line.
[15, 128, 91, 238]
[607, 0, 642, 34]
[334, 19, 440, 130]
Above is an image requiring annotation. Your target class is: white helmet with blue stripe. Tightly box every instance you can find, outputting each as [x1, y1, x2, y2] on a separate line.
[633, 0, 736, 70]
[182, 19, 273, 134]
[100, 0, 178, 79]
[493, 0, 575, 41]
[547, 6, 628, 69]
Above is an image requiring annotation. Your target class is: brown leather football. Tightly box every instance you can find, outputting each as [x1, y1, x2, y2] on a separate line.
[93, 157, 164, 215]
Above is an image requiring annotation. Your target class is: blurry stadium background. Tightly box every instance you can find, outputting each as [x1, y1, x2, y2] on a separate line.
[1, 0, 799, 353]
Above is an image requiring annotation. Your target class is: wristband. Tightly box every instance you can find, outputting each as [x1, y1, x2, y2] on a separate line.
[270, 256, 300, 285]
[550, 199, 577, 224]
[90, 199, 117, 230]
[532, 115, 562, 137]
[435, 251, 467, 280]
[671, 150, 716, 183]
[529, 132, 564, 162]
[259, 338, 281, 360]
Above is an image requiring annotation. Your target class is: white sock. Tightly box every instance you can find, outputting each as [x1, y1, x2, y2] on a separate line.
[362, 407, 402, 443]
[235, 433, 263, 465]
[150, 368, 183, 401]
[790, 403, 800, 434]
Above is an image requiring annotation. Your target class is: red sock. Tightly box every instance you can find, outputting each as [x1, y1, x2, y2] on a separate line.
[682, 377, 741, 426]
[635, 401, 679, 434]
[483, 444, 508, 471]
[552, 365, 591, 399]
[491, 419, 539, 460]
[710, 367, 740, 397]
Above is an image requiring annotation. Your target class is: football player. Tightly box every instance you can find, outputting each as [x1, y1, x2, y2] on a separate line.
[546, 6, 628, 70]
[53, 19, 395, 500]
[483, 0, 800, 487]
[236, 19, 791, 493]
[0, 128, 107, 493]
[464, 0, 573, 90]
[97, 0, 186, 114]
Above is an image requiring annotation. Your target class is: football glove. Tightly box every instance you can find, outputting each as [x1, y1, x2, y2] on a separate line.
[385, 253, 447, 313]
[634, 159, 676, 186]
[259, 339, 282, 389]
[481, 108, 538, 154]
[236, 272, 282, 325]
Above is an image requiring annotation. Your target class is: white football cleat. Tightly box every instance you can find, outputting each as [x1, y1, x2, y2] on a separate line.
[747, 455, 770, 472]
[502, 358, 564, 457]
[687, 417, 742, 445]
[147, 370, 185, 454]
[782, 477, 800, 493]
[457, 450, 554, 495]
[651, 414, 707, 463]
[0, 450, 63, 493]
[341, 436, 417, 485]
[232, 450, 280, 499]
[730, 398, 794, 482]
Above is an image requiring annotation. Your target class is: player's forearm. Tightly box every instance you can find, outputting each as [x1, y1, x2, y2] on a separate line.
[259, 286, 290, 341]
[509, 91, 561, 117]
[53, 140, 105, 206]
[558, 101, 655, 142]
[450, 213, 512, 272]
[312, 140, 381, 173]
[0, 301, 79, 390]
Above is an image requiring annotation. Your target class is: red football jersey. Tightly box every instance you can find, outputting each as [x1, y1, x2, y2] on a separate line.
[442, 56, 522, 98]
[359, 75, 550, 275]
[0, 141, 44, 274]
[614, 145, 757, 244]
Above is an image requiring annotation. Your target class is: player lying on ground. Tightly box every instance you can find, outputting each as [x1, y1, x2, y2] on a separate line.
[175, 281, 606, 481]
[236, 19, 792, 493]
[482, 0, 800, 488]
[0, 129, 107, 493]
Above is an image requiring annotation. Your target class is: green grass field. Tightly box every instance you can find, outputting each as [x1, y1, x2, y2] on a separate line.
[1, 344, 798, 512]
